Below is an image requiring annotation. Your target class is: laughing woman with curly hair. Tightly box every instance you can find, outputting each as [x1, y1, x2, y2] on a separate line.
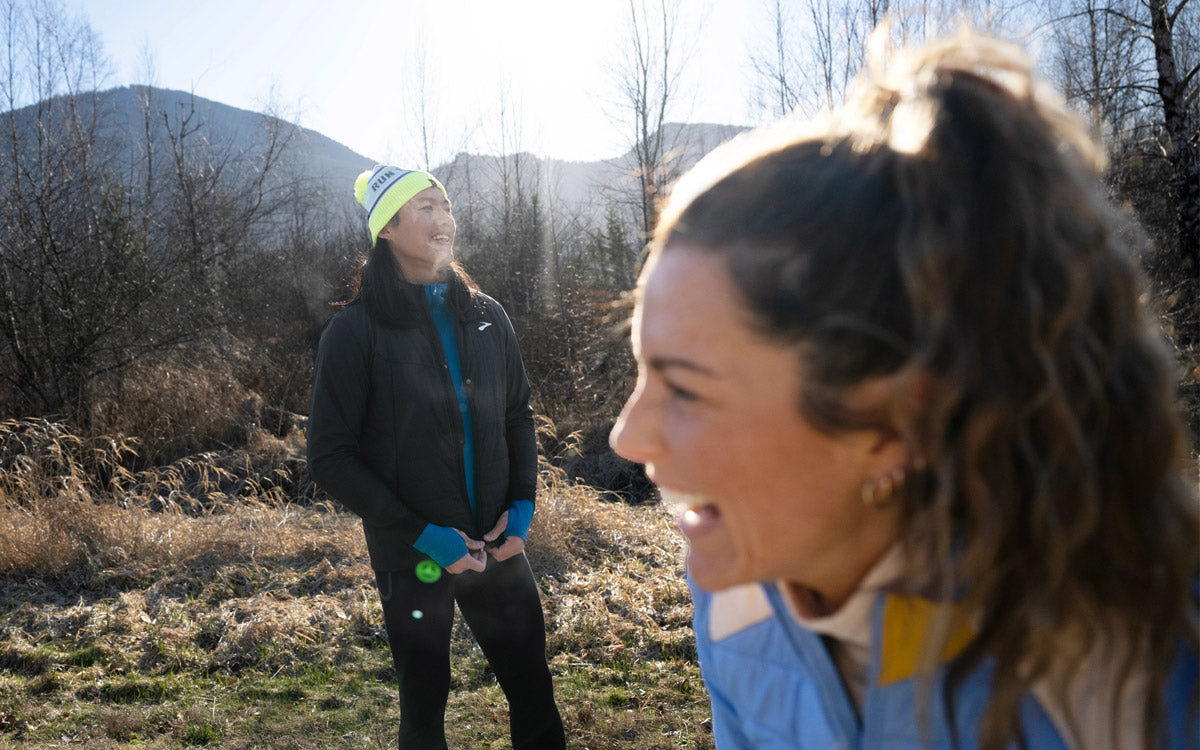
[611, 32, 1198, 749]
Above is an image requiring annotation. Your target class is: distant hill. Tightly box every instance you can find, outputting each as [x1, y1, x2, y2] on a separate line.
[1, 85, 375, 217]
[433, 121, 749, 227]
[3, 86, 749, 231]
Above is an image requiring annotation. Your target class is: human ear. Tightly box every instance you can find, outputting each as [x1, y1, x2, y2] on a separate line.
[858, 368, 935, 465]
[377, 212, 402, 240]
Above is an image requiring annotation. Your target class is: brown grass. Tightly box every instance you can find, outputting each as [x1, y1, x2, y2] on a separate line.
[88, 346, 265, 467]
[0, 417, 711, 749]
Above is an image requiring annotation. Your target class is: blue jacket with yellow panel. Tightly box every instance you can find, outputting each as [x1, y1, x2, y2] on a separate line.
[689, 575, 1198, 748]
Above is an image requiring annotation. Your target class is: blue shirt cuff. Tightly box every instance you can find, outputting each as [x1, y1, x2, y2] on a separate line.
[413, 524, 468, 568]
[505, 500, 535, 540]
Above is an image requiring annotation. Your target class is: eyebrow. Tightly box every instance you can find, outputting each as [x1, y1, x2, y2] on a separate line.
[647, 355, 719, 377]
[414, 196, 451, 208]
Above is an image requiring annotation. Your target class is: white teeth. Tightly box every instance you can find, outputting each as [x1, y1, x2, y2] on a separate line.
[659, 489, 709, 514]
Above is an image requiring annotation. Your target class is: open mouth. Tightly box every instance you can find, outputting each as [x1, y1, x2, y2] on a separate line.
[660, 489, 722, 535]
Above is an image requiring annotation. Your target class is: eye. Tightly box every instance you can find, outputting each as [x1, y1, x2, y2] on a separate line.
[663, 379, 698, 403]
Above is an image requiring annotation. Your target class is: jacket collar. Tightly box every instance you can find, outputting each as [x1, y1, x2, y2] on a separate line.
[385, 268, 476, 327]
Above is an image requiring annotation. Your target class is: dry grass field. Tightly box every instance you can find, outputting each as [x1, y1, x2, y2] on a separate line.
[0, 418, 713, 749]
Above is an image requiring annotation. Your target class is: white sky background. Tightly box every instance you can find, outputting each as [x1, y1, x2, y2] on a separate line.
[69, 0, 766, 165]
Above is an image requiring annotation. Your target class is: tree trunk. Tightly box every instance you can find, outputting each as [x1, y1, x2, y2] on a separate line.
[1148, 0, 1199, 276]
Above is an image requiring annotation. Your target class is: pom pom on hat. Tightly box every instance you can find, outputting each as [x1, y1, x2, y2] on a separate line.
[354, 165, 447, 245]
[353, 170, 371, 205]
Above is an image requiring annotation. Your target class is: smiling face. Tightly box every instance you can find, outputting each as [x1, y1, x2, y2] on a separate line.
[377, 186, 456, 283]
[610, 243, 907, 610]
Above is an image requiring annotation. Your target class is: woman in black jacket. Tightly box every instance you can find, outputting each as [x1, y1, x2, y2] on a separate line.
[307, 165, 564, 749]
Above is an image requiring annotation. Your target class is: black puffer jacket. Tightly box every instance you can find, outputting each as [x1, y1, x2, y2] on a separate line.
[307, 272, 537, 571]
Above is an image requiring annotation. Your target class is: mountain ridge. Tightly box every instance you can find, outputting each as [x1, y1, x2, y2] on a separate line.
[4, 85, 750, 229]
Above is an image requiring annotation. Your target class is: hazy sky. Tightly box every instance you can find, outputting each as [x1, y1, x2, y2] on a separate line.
[69, 0, 765, 165]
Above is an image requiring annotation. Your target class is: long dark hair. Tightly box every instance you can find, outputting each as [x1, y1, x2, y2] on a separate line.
[339, 238, 479, 327]
[653, 34, 1197, 750]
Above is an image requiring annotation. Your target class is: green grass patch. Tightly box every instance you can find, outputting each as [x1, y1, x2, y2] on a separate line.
[182, 721, 218, 745]
[82, 676, 183, 704]
[64, 644, 106, 668]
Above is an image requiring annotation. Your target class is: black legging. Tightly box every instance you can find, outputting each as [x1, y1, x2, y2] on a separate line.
[375, 553, 565, 749]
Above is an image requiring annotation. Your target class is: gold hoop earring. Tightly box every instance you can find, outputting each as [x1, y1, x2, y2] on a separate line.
[862, 466, 907, 508]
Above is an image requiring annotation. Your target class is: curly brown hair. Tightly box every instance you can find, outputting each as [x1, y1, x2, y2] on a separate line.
[654, 32, 1198, 750]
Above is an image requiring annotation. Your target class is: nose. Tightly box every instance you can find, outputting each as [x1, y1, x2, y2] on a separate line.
[609, 381, 660, 465]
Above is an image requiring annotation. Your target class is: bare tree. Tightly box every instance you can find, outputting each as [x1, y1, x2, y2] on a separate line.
[749, 0, 1034, 122]
[397, 29, 476, 186]
[455, 80, 545, 320]
[1048, 0, 1144, 136]
[1147, 0, 1198, 273]
[497, 92, 546, 319]
[811, 0, 864, 111]
[408, 32, 438, 172]
[749, 0, 896, 119]
[0, 0, 304, 422]
[1045, 0, 1197, 273]
[612, 0, 694, 238]
[0, 0, 122, 416]
[751, 0, 804, 118]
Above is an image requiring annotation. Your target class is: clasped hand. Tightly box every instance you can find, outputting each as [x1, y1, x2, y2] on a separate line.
[443, 510, 524, 574]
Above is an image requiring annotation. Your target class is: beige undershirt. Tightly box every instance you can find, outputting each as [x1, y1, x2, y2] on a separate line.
[777, 546, 903, 713]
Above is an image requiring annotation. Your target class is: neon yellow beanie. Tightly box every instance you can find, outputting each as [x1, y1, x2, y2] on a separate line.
[353, 165, 448, 245]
